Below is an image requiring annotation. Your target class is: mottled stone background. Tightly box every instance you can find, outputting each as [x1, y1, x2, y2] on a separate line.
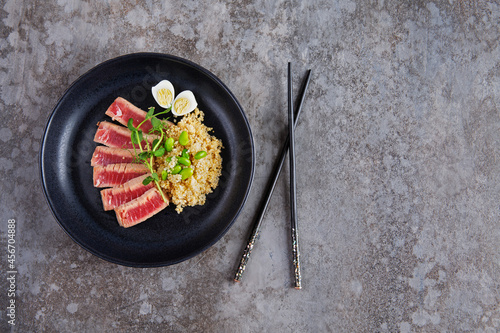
[1, 0, 499, 332]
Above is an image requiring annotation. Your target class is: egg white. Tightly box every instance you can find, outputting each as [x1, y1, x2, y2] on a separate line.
[152, 80, 175, 108]
[171, 90, 198, 116]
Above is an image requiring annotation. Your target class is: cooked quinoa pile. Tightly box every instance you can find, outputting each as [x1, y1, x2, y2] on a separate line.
[155, 108, 223, 213]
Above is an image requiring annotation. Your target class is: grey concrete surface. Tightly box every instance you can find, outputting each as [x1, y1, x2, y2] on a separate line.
[1, 0, 499, 332]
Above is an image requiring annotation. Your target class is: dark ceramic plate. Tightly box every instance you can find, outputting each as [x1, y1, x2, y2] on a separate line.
[40, 53, 254, 267]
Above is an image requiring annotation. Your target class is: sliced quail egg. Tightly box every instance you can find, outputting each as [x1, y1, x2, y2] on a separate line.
[171, 90, 198, 116]
[152, 80, 175, 108]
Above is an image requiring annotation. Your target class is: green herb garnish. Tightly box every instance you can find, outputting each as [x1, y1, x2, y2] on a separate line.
[128, 107, 171, 202]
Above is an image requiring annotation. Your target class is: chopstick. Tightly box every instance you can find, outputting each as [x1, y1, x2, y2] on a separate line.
[288, 62, 301, 289]
[234, 66, 312, 283]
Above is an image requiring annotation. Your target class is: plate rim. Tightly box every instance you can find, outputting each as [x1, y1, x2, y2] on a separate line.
[39, 52, 255, 267]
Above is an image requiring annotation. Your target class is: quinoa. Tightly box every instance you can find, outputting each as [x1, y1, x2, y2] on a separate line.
[155, 108, 222, 213]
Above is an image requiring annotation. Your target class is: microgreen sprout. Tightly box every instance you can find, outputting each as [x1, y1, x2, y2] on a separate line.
[128, 106, 172, 203]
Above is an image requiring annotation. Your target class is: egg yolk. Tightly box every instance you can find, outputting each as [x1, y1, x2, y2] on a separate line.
[157, 88, 173, 107]
[174, 97, 190, 114]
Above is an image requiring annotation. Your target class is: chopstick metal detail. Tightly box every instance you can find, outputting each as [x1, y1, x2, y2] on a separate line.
[288, 62, 301, 289]
[234, 66, 311, 284]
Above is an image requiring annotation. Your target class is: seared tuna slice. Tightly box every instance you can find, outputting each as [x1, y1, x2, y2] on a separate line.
[100, 174, 154, 211]
[91, 146, 136, 166]
[93, 121, 156, 150]
[106, 97, 155, 133]
[114, 188, 169, 228]
[105, 97, 173, 133]
[93, 163, 149, 188]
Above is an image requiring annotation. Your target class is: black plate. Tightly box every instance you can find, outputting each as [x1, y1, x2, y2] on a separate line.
[40, 53, 254, 267]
